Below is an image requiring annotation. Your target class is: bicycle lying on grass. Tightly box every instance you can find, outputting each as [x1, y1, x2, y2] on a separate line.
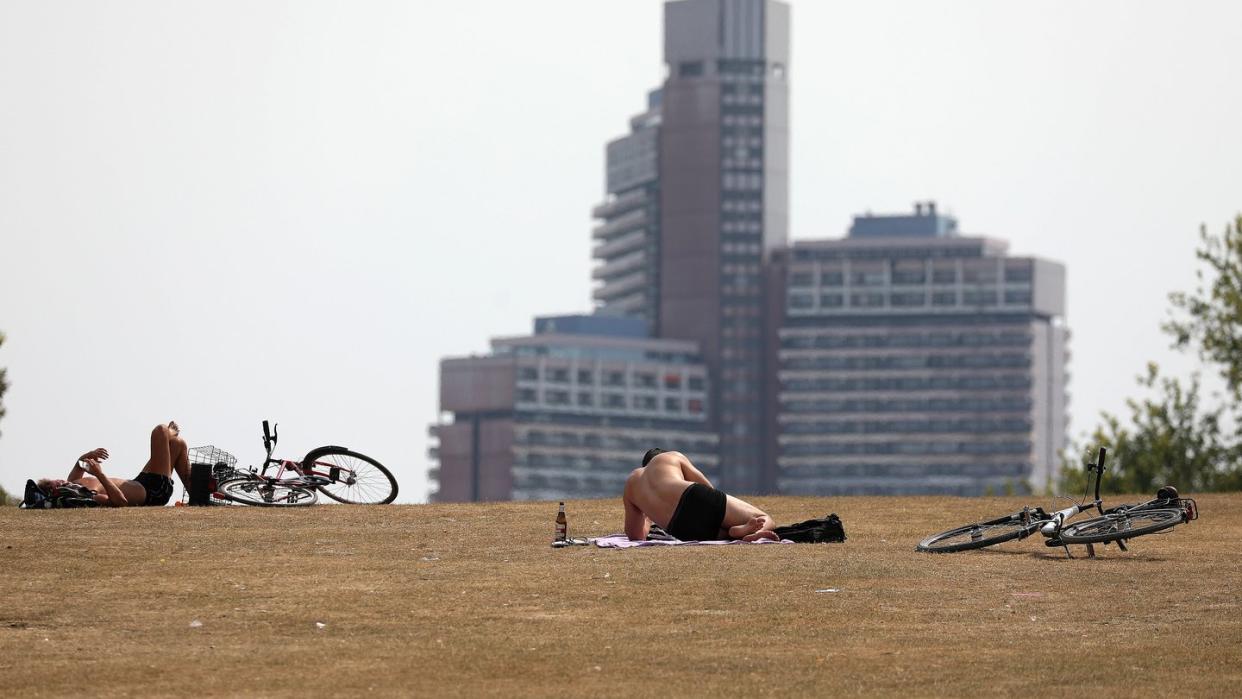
[189, 420, 397, 507]
[916, 448, 1198, 557]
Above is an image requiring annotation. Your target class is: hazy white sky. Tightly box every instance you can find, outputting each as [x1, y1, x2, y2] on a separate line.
[2, 1, 1240, 502]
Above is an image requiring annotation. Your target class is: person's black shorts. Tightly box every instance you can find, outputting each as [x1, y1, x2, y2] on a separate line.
[665, 483, 727, 541]
[132, 472, 174, 507]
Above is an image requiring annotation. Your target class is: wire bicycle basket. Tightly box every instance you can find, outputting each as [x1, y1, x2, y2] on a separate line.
[188, 445, 243, 483]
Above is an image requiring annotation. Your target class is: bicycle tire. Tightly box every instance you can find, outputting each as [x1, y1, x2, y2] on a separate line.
[917, 511, 1041, 553]
[300, 447, 397, 505]
[1059, 507, 1183, 544]
[217, 478, 318, 507]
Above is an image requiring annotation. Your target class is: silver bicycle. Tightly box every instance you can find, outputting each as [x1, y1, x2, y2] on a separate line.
[916, 448, 1199, 557]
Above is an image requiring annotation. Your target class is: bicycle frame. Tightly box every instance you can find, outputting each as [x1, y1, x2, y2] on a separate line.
[1034, 448, 1195, 557]
[1036, 448, 1107, 543]
[918, 447, 1196, 556]
[257, 421, 347, 488]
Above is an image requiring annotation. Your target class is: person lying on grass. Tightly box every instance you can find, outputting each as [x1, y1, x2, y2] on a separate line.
[37, 422, 190, 507]
[622, 448, 778, 542]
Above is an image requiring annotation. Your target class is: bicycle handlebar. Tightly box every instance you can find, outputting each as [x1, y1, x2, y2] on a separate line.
[262, 420, 278, 454]
[1093, 447, 1107, 514]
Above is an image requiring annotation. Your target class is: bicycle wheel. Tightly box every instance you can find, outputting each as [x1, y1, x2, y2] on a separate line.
[1059, 508, 1183, 544]
[218, 478, 318, 507]
[300, 447, 397, 505]
[917, 511, 1041, 553]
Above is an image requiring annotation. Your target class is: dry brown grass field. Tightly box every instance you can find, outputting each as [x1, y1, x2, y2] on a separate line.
[2, 493, 1240, 697]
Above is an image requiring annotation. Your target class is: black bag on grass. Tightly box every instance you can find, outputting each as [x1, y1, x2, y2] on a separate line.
[20, 479, 99, 509]
[774, 513, 846, 543]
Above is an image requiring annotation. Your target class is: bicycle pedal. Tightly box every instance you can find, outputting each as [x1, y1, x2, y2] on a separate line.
[1044, 537, 1065, 547]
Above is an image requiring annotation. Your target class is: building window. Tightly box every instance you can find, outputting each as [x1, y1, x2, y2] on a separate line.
[932, 291, 957, 306]
[633, 395, 657, 411]
[546, 390, 570, 405]
[633, 373, 656, 388]
[963, 264, 999, 284]
[679, 61, 703, 77]
[518, 367, 538, 381]
[790, 272, 814, 287]
[546, 368, 569, 383]
[603, 393, 626, 408]
[688, 376, 705, 391]
[821, 271, 844, 286]
[932, 267, 956, 284]
[963, 290, 998, 306]
[820, 294, 844, 308]
[664, 374, 682, 389]
[577, 369, 594, 384]
[577, 392, 594, 407]
[790, 293, 813, 309]
[1005, 262, 1034, 283]
[851, 293, 885, 308]
[664, 397, 682, 412]
[1005, 290, 1032, 305]
[517, 388, 536, 403]
[604, 371, 626, 387]
[891, 269, 926, 285]
[850, 270, 885, 286]
[890, 292, 925, 307]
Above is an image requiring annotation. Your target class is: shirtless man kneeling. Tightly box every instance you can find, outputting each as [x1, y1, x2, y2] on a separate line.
[622, 448, 778, 542]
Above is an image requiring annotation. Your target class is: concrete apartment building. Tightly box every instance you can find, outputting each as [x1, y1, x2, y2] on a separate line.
[769, 204, 1069, 495]
[592, 90, 663, 332]
[656, 0, 789, 492]
[427, 0, 1070, 501]
[429, 315, 717, 502]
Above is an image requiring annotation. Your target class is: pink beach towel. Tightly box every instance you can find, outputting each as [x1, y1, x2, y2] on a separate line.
[592, 534, 793, 548]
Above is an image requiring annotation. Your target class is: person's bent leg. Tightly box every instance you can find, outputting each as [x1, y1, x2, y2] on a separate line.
[170, 433, 191, 488]
[721, 494, 777, 540]
[143, 423, 174, 476]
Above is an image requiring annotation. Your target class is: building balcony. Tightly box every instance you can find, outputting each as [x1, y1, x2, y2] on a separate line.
[591, 189, 649, 219]
[592, 250, 648, 281]
[592, 209, 647, 240]
[597, 290, 649, 315]
[593, 272, 647, 301]
[593, 229, 649, 260]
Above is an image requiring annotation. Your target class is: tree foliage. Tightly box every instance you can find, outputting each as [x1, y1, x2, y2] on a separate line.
[0, 330, 7, 437]
[1065, 215, 1242, 493]
[1166, 215, 1242, 401]
[1, 330, 8, 502]
[1062, 364, 1239, 494]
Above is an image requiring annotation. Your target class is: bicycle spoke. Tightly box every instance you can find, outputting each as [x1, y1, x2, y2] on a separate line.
[303, 448, 397, 505]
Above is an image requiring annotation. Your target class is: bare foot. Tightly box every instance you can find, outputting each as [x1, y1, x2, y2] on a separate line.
[743, 529, 779, 542]
[167, 421, 180, 437]
[728, 515, 766, 539]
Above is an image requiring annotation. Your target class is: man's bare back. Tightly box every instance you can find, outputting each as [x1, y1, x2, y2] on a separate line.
[622, 450, 777, 541]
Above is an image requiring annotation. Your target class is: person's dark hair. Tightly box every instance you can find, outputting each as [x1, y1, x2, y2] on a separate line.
[642, 448, 666, 467]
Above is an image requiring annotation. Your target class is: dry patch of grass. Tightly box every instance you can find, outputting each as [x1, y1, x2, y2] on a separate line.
[2, 494, 1240, 697]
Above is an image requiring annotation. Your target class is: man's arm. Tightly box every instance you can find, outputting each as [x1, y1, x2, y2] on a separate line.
[623, 494, 650, 541]
[678, 455, 714, 489]
[83, 460, 129, 507]
[69, 448, 110, 480]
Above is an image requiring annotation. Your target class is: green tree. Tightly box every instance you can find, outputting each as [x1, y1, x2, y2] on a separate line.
[1166, 215, 1242, 402]
[1065, 215, 1242, 493]
[1062, 364, 1232, 494]
[1, 330, 9, 504]
[0, 330, 7, 436]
